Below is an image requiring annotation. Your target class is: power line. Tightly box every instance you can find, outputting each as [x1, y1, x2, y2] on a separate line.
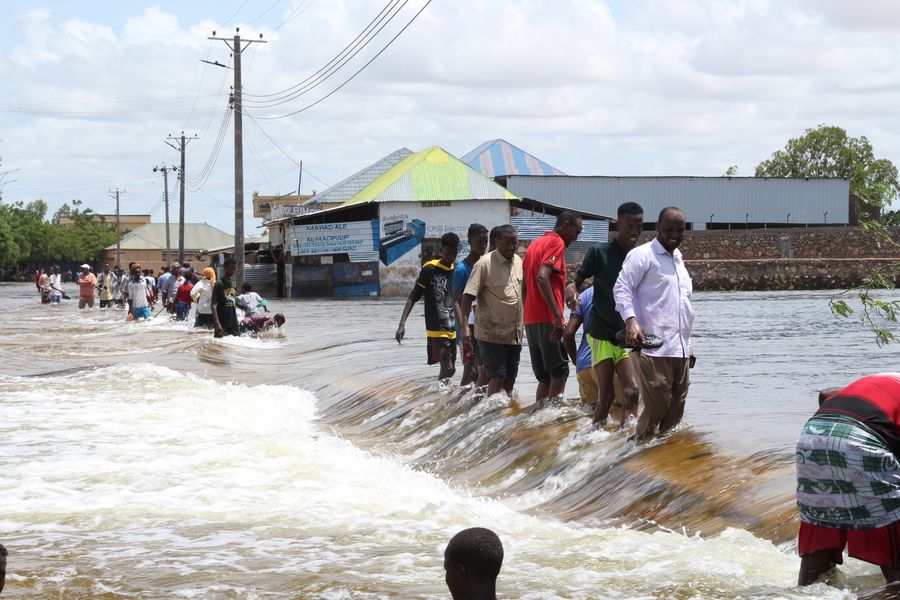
[247, 0, 432, 120]
[242, 0, 401, 101]
[268, 0, 318, 34]
[242, 0, 409, 109]
[244, 114, 330, 187]
[219, 0, 250, 28]
[187, 107, 232, 190]
[244, 125, 282, 194]
[247, 0, 283, 25]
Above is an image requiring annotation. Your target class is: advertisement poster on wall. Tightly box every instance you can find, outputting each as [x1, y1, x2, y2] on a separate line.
[377, 200, 510, 295]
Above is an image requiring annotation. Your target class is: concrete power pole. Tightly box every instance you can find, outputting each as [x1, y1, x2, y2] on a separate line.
[153, 164, 178, 262]
[108, 188, 126, 268]
[166, 132, 197, 264]
[209, 28, 266, 288]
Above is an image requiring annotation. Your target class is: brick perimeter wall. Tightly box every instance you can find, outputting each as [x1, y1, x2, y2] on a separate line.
[560, 227, 900, 291]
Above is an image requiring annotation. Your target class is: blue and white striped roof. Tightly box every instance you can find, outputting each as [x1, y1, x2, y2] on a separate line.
[462, 139, 566, 178]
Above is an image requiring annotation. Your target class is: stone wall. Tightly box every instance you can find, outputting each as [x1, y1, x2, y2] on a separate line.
[678, 227, 900, 260]
[686, 258, 900, 291]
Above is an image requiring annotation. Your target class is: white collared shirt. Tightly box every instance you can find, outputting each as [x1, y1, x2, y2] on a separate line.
[613, 238, 694, 358]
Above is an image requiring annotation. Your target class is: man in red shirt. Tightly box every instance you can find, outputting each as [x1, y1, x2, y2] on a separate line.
[522, 211, 582, 403]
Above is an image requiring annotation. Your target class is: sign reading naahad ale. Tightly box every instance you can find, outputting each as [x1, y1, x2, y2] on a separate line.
[289, 220, 380, 256]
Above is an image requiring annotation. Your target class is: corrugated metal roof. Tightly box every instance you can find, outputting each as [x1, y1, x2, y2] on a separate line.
[106, 223, 233, 251]
[342, 146, 518, 205]
[462, 139, 566, 177]
[505, 176, 850, 224]
[511, 215, 608, 242]
[305, 148, 413, 205]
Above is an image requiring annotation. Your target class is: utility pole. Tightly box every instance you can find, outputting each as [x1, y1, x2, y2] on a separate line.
[153, 164, 178, 263]
[108, 188, 126, 268]
[165, 132, 197, 264]
[209, 27, 266, 287]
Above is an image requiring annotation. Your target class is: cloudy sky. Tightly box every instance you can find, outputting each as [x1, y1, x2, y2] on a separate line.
[1, 0, 899, 235]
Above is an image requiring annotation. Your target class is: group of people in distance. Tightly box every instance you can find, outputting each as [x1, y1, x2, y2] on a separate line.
[33, 258, 285, 337]
[397, 204, 695, 442]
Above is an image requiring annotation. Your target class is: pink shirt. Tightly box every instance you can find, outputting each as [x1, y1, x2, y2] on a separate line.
[613, 238, 694, 358]
[78, 272, 97, 298]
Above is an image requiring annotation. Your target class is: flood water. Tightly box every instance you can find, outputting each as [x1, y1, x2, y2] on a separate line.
[2, 282, 899, 598]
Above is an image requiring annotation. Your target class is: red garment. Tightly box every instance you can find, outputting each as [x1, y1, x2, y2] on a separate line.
[523, 230, 566, 325]
[175, 281, 194, 304]
[799, 520, 900, 567]
[817, 373, 900, 452]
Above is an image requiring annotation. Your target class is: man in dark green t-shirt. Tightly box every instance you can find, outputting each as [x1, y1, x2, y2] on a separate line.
[568, 202, 644, 426]
[211, 258, 240, 338]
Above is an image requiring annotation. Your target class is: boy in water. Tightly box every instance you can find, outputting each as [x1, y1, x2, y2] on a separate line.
[240, 313, 285, 335]
[395, 232, 462, 380]
[444, 527, 503, 600]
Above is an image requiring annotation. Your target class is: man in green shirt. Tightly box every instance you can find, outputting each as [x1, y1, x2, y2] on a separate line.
[568, 202, 644, 426]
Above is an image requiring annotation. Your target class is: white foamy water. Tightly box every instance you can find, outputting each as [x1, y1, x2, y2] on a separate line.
[0, 362, 878, 598]
[0, 283, 896, 597]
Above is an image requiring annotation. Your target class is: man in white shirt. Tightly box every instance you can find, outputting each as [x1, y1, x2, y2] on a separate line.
[613, 207, 695, 442]
[48, 265, 63, 304]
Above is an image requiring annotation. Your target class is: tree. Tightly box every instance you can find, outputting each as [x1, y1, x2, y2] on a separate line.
[760, 127, 900, 345]
[755, 124, 900, 208]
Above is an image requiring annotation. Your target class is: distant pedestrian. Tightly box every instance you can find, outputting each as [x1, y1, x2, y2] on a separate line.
[162, 262, 182, 311]
[174, 270, 194, 321]
[211, 259, 240, 338]
[125, 264, 153, 321]
[112, 266, 127, 309]
[237, 282, 266, 316]
[97, 264, 117, 309]
[444, 527, 503, 600]
[453, 223, 489, 387]
[49, 265, 63, 305]
[461, 225, 524, 398]
[38, 270, 51, 304]
[522, 211, 582, 403]
[395, 232, 462, 380]
[613, 207, 694, 442]
[77, 264, 97, 309]
[192, 267, 216, 329]
[156, 265, 171, 300]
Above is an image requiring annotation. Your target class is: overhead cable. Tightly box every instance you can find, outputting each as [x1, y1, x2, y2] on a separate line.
[246, 0, 432, 121]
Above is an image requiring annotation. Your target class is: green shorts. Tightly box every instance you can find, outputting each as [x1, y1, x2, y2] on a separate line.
[587, 334, 629, 367]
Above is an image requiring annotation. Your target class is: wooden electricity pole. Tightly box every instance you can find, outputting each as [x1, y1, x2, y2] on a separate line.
[208, 27, 266, 287]
[108, 188, 126, 268]
[165, 133, 197, 264]
[153, 164, 177, 262]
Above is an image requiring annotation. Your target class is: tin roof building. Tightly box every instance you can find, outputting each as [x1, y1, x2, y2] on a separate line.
[462, 138, 566, 178]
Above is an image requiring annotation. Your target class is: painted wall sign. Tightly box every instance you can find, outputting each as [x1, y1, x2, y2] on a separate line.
[288, 220, 380, 257]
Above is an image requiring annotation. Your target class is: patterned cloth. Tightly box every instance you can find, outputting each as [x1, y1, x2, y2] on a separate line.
[796, 413, 900, 530]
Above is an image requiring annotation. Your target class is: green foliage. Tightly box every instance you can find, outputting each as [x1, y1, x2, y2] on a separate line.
[755, 124, 900, 207]
[0, 199, 116, 269]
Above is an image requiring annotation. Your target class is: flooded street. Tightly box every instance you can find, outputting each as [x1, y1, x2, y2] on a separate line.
[1, 282, 899, 598]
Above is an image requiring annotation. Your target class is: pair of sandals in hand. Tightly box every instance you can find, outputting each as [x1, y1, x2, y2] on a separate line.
[614, 329, 663, 350]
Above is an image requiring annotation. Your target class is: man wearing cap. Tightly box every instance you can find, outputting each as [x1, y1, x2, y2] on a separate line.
[77, 264, 98, 309]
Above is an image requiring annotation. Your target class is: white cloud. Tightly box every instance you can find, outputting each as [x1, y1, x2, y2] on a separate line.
[1, 0, 900, 233]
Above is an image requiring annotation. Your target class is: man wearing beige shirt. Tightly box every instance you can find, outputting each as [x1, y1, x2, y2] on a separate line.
[460, 225, 524, 397]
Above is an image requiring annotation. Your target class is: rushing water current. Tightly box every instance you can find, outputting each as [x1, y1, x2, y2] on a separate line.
[2, 282, 900, 598]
